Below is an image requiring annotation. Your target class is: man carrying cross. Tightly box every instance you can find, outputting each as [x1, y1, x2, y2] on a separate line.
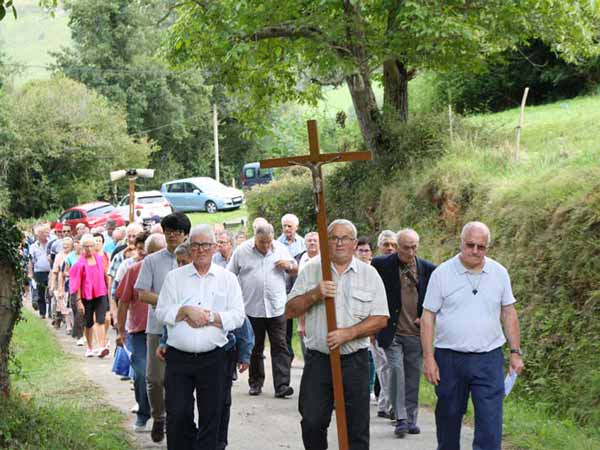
[286, 219, 389, 450]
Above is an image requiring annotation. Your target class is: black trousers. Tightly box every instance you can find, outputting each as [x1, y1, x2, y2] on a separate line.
[217, 350, 237, 450]
[33, 271, 49, 318]
[286, 318, 295, 361]
[299, 349, 370, 450]
[165, 346, 227, 450]
[248, 315, 291, 391]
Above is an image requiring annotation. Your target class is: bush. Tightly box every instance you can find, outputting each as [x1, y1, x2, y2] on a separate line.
[434, 40, 600, 114]
[245, 175, 316, 235]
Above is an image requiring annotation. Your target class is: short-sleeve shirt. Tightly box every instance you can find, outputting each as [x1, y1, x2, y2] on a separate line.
[227, 239, 294, 318]
[116, 260, 148, 334]
[277, 233, 306, 257]
[288, 256, 389, 355]
[30, 241, 51, 273]
[423, 254, 516, 353]
[135, 248, 178, 334]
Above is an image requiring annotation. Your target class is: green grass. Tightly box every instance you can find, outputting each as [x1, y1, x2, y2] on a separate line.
[1, 310, 131, 450]
[187, 204, 248, 229]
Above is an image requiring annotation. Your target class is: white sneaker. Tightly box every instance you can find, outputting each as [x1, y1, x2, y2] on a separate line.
[133, 421, 151, 432]
[76, 337, 86, 346]
[97, 347, 110, 358]
[85, 348, 95, 357]
[131, 403, 139, 413]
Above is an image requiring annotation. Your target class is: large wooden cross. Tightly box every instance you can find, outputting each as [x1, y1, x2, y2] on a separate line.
[260, 120, 372, 450]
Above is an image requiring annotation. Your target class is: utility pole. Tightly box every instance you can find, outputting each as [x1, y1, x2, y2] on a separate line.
[213, 104, 220, 183]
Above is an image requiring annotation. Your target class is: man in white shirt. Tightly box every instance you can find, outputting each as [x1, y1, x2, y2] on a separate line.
[156, 224, 245, 450]
[227, 222, 297, 398]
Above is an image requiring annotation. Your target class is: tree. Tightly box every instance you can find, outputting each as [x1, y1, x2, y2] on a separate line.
[166, 0, 599, 158]
[0, 0, 57, 21]
[53, 0, 243, 183]
[0, 77, 153, 217]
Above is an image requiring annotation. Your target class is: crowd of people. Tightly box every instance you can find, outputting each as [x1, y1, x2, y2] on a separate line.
[22, 212, 524, 450]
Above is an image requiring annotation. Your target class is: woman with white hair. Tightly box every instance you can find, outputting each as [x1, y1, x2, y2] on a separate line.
[69, 233, 110, 357]
[50, 236, 73, 329]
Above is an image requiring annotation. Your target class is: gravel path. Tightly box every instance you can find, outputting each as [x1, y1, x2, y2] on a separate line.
[49, 324, 474, 450]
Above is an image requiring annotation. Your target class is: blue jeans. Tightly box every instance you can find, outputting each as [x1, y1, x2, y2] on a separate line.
[434, 347, 504, 450]
[127, 332, 151, 425]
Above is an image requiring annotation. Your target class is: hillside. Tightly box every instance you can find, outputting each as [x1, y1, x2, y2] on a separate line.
[0, 1, 71, 84]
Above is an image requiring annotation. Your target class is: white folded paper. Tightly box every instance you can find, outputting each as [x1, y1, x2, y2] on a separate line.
[504, 371, 518, 396]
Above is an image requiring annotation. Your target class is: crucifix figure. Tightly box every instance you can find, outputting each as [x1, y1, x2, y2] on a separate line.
[261, 120, 372, 450]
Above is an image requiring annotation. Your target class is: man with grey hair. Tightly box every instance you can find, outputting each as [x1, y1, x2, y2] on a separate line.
[372, 228, 436, 437]
[287, 218, 389, 450]
[156, 224, 245, 450]
[378, 229, 398, 255]
[227, 222, 297, 398]
[29, 224, 52, 318]
[135, 212, 191, 443]
[421, 221, 524, 450]
[213, 230, 234, 268]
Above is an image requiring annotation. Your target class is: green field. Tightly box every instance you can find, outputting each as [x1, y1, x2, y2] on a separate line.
[187, 204, 248, 229]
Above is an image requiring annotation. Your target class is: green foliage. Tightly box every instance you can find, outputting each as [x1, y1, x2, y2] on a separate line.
[0, 76, 152, 217]
[245, 175, 316, 236]
[1, 311, 131, 449]
[435, 40, 600, 113]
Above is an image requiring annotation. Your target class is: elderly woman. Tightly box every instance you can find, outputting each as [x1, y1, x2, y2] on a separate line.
[69, 233, 110, 357]
[50, 236, 73, 329]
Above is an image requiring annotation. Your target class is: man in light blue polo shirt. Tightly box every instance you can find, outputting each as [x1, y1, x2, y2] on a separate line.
[421, 221, 524, 450]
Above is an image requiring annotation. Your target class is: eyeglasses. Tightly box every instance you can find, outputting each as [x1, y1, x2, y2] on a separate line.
[357, 248, 372, 253]
[164, 229, 184, 236]
[328, 236, 355, 245]
[190, 242, 215, 251]
[465, 242, 488, 251]
[381, 242, 397, 248]
[216, 240, 231, 245]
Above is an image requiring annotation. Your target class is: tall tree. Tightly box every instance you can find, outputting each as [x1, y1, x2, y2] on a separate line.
[0, 77, 152, 217]
[166, 0, 599, 158]
[53, 0, 214, 179]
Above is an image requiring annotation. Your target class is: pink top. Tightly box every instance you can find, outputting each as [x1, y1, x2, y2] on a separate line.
[69, 254, 108, 300]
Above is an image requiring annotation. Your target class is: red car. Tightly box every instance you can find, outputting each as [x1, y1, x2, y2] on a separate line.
[53, 202, 126, 230]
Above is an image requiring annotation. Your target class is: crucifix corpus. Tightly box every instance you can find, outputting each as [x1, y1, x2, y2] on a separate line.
[260, 119, 372, 450]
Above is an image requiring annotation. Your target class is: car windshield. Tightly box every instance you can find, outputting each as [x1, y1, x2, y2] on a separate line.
[87, 205, 114, 217]
[195, 178, 227, 191]
[138, 196, 166, 204]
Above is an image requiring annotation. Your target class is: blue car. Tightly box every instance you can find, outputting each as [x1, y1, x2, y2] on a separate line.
[160, 177, 244, 213]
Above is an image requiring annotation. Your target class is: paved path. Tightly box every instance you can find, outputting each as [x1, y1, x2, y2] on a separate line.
[49, 323, 474, 450]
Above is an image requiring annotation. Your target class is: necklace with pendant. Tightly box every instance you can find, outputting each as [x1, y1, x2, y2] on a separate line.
[465, 272, 482, 295]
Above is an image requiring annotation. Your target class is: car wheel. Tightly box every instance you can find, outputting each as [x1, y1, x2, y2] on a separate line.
[205, 201, 218, 214]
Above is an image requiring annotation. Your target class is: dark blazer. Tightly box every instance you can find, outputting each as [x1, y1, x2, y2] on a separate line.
[372, 253, 436, 349]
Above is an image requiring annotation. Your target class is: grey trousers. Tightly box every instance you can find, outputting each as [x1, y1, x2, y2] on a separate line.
[384, 334, 423, 424]
[146, 333, 166, 420]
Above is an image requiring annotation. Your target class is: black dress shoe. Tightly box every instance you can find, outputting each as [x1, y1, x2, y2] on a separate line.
[249, 386, 262, 396]
[274, 386, 294, 398]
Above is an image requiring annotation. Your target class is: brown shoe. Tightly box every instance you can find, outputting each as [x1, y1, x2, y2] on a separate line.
[151, 419, 165, 443]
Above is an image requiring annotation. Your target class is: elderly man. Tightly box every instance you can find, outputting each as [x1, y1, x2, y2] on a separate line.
[116, 233, 166, 432]
[378, 229, 398, 255]
[155, 224, 244, 450]
[135, 212, 190, 443]
[278, 213, 306, 257]
[421, 221, 524, 450]
[213, 230, 234, 268]
[227, 222, 297, 398]
[372, 228, 436, 437]
[287, 219, 389, 450]
[29, 224, 52, 318]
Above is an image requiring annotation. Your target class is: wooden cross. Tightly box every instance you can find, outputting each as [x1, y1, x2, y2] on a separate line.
[260, 120, 372, 450]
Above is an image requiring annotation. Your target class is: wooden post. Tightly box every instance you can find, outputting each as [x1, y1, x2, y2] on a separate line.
[261, 120, 372, 450]
[213, 104, 220, 183]
[448, 104, 454, 144]
[515, 87, 530, 161]
[128, 177, 136, 224]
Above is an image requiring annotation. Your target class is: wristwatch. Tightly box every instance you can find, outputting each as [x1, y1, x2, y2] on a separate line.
[208, 311, 215, 325]
[510, 348, 523, 356]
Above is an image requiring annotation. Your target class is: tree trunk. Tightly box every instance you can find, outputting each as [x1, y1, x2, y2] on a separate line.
[345, 73, 387, 159]
[0, 263, 18, 397]
[383, 58, 409, 123]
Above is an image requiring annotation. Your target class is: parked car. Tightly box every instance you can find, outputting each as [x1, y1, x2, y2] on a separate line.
[115, 190, 173, 226]
[160, 177, 244, 213]
[240, 162, 274, 189]
[53, 202, 126, 230]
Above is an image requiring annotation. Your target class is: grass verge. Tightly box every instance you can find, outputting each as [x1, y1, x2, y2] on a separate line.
[187, 204, 248, 229]
[1, 310, 131, 450]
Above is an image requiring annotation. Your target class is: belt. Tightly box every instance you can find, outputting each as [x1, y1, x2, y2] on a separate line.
[167, 345, 223, 358]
